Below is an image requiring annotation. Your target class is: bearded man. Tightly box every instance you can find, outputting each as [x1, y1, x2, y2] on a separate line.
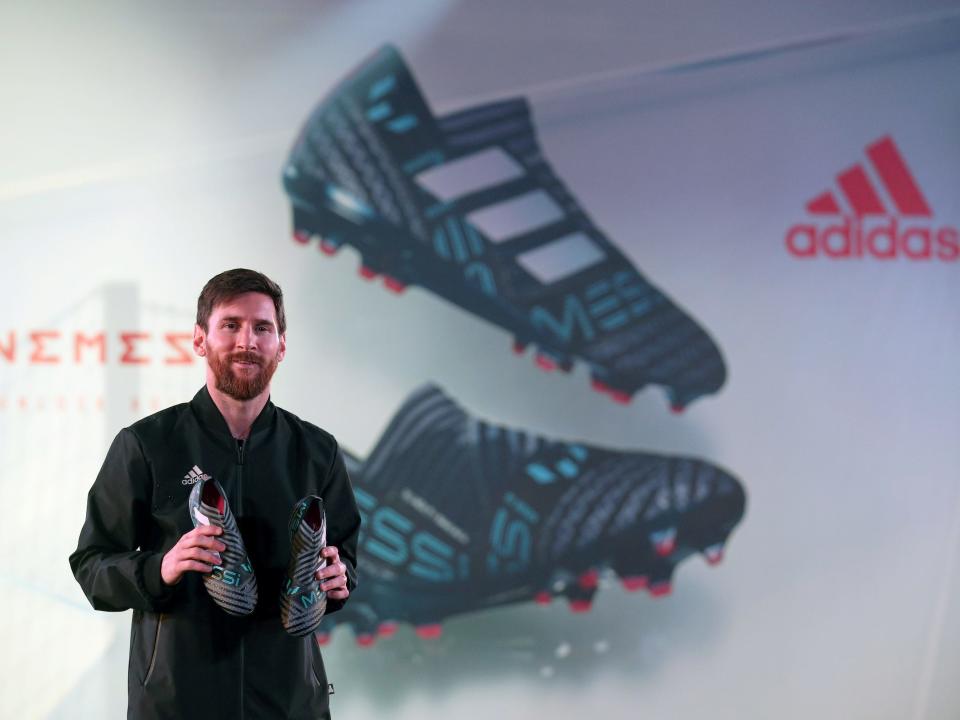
[70, 269, 360, 720]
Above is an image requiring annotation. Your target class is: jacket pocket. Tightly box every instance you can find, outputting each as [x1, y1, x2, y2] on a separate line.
[309, 635, 327, 689]
[139, 613, 165, 687]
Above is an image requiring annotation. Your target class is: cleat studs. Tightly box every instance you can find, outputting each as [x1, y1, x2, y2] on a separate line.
[621, 576, 649, 592]
[654, 540, 675, 556]
[534, 354, 558, 372]
[356, 633, 376, 647]
[293, 229, 312, 245]
[591, 379, 612, 394]
[512, 340, 528, 355]
[377, 622, 399, 637]
[648, 581, 673, 598]
[704, 543, 724, 566]
[383, 276, 407, 294]
[666, 388, 688, 414]
[415, 624, 443, 640]
[315, 632, 331, 646]
[319, 239, 340, 256]
[534, 591, 552, 605]
[558, 359, 574, 374]
[651, 528, 677, 557]
[358, 265, 378, 280]
[569, 600, 593, 613]
[577, 570, 599, 590]
[608, 390, 632, 405]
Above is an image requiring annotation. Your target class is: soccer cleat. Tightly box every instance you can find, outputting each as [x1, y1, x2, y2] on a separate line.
[282, 45, 727, 411]
[320, 384, 746, 642]
[188, 478, 258, 616]
[280, 496, 329, 636]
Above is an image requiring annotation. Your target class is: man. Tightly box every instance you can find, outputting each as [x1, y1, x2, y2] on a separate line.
[70, 269, 360, 719]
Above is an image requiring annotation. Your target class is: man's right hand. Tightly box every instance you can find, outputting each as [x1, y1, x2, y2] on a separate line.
[161, 525, 226, 586]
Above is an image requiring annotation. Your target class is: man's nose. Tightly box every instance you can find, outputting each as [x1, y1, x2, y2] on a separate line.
[235, 325, 256, 349]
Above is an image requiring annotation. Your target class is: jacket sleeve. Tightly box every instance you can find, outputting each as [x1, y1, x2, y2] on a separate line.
[69, 428, 176, 612]
[322, 442, 361, 616]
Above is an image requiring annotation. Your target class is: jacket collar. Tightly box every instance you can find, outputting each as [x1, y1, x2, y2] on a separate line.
[190, 385, 276, 448]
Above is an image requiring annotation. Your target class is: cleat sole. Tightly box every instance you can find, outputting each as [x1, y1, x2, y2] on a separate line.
[415, 624, 443, 640]
[648, 581, 673, 598]
[377, 622, 399, 637]
[621, 576, 649, 592]
[577, 570, 599, 590]
[383, 276, 407, 294]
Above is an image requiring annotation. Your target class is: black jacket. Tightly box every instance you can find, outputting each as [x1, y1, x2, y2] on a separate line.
[69, 387, 361, 720]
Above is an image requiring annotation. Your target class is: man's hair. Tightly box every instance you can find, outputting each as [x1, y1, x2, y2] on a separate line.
[196, 269, 286, 334]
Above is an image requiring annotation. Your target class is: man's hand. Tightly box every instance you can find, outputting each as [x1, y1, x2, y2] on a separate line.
[161, 525, 226, 586]
[316, 546, 349, 601]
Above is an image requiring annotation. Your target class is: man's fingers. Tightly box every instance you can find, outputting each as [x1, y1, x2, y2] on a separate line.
[327, 588, 349, 600]
[315, 562, 342, 578]
[194, 536, 227, 552]
[192, 524, 223, 537]
[320, 575, 347, 592]
[180, 560, 213, 574]
[179, 531, 226, 552]
[315, 561, 346, 581]
[197, 550, 223, 565]
[161, 533, 221, 585]
[175, 548, 221, 566]
[319, 546, 340, 561]
[320, 569, 346, 586]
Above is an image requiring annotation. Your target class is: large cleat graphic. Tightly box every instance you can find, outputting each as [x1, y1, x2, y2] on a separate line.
[321, 385, 746, 646]
[283, 46, 726, 411]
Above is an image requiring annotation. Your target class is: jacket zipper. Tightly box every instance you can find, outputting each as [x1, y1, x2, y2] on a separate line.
[236, 438, 246, 720]
[236, 439, 246, 512]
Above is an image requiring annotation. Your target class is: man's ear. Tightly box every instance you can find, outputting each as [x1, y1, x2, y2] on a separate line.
[277, 333, 286, 362]
[193, 324, 206, 357]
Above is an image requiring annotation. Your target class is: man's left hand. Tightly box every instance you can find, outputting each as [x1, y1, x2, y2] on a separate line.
[316, 546, 349, 600]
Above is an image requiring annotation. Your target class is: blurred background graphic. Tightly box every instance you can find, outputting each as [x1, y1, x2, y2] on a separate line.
[1, 2, 958, 718]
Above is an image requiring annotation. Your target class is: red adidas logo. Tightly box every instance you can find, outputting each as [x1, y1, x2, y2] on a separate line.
[785, 136, 958, 262]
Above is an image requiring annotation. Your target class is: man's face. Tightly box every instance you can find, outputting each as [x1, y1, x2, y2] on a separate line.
[194, 292, 286, 401]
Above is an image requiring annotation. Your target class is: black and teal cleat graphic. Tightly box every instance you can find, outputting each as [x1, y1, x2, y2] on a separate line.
[188, 477, 258, 616]
[316, 385, 746, 647]
[281, 496, 328, 636]
[282, 45, 727, 412]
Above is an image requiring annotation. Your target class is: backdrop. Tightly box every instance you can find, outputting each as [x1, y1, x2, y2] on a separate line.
[1, 2, 959, 719]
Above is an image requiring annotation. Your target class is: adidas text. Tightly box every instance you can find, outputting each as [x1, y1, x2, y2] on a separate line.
[785, 217, 959, 262]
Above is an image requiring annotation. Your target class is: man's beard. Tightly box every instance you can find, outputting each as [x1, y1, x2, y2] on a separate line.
[207, 348, 280, 401]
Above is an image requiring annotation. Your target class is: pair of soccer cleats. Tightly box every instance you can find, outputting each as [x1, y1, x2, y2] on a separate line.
[315, 385, 745, 647]
[188, 482, 328, 636]
[283, 45, 726, 412]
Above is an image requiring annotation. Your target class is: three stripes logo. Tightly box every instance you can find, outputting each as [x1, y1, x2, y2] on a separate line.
[786, 136, 958, 262]
[182, 465, 212, 486]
